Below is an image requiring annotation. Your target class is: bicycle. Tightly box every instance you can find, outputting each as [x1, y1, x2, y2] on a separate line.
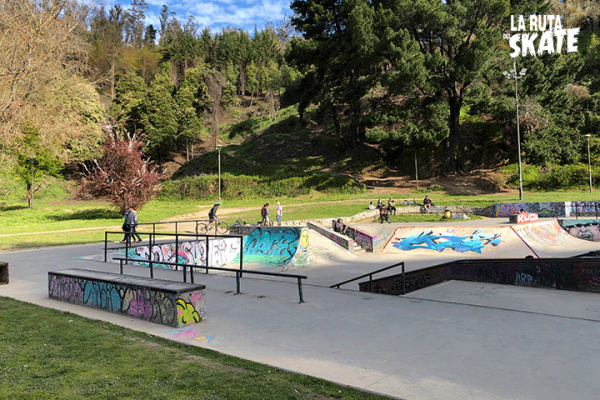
[196, 219, 229, 235]
[379, 212, 392, 224]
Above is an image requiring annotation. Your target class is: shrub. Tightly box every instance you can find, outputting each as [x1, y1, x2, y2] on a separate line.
[159, 173, 365, 200]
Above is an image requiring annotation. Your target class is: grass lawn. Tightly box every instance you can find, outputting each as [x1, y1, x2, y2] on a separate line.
[0, 297, 389, 400]
[0, 189, 595, 251]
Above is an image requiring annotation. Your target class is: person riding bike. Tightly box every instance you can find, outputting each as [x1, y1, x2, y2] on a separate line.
[379, 206, 392, 223]
[208, 202, 221, 230]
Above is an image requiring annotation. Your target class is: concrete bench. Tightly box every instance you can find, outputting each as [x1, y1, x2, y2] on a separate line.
[48, 268, 206, 328]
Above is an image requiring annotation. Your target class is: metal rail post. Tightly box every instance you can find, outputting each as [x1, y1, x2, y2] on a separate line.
[297, 278, 304, 303]
[402, 263, 406, 295]
[239, 236, 244, 278]
[104, 232, 108, 262]
[205, 236, 210, 273]
[125, 239, 129, 265]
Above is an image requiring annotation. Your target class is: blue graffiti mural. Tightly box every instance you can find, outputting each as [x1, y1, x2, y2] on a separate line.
[240, 228, 301, 264]
[392, 229, 502, 253]
[82, 280, 122, 312]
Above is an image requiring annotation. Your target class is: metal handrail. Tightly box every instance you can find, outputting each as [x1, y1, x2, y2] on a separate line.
[573, 201, 599, 220]
[329, 262, 405, 293]
[104, 230, 245, 278]
[113, 256, 307, 304]
[135, 219, 210, 235]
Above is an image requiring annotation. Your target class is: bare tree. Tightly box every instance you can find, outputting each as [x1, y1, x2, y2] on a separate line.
[0, 0, 96, 166]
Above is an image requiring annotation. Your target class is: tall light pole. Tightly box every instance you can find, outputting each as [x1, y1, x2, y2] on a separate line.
[216, 145, 222, 202]
[29, 157, 35, 209]
[415, 154, 419, 191]
[586, 134, 592, 193]
[503, 59, 527, 201]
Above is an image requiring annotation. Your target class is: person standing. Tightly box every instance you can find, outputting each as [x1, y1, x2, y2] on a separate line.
[276, 202, 283, 225]
[120, 208, 131, 244]
[261, 203, 270, 226]
[128, 206, 142, 243]
[388, 198, 396, 215]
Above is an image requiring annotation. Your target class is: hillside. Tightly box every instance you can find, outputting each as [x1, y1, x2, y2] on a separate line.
[164, 97, 514, 197]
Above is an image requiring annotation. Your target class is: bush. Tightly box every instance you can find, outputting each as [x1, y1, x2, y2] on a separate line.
[158, 173, 365, 200]
[535, 164, 595, 190]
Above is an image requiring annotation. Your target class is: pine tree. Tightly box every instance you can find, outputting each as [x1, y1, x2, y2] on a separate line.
[139, 70, 178, 168]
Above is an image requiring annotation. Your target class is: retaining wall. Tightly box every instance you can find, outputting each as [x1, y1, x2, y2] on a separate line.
[359, 258, 600, 296]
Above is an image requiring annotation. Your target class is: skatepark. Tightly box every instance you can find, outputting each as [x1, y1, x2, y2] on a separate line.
[2, 216, 600, 400]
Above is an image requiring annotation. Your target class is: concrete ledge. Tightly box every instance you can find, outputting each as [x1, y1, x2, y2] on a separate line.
[307, 222, 357, 252]
[331, 220, 377, 252]
[48, 268, 206, 327]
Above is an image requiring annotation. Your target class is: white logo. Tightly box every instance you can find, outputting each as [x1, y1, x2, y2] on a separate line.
[504, 15, 579, 58]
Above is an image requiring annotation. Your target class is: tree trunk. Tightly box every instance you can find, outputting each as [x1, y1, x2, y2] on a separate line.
[27, 183, 33, 208]
[443, 94, 466, 174]
[110, 61, 116, 99]
[239, 65, 247, 95]
[350, 103, 362, 150]
[331, 106, 341, 138]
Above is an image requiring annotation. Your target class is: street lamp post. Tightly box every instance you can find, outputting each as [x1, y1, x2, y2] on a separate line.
[415, 154, 419, 191]
[503, 59, 527, 201]
[586, 134, 592, 193]
[29, 157, 35, 209]
[216, 145, 222, 202]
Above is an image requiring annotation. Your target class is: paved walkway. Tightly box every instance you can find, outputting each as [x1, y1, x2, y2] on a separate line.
[2, 220, 600, 400]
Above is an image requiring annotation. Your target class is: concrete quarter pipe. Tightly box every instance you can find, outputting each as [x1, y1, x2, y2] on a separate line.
[382, 220, 600, 259]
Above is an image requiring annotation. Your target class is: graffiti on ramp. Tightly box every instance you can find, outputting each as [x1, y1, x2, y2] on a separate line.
[391, 228, 503, 253]
[238, 227, 309, 269]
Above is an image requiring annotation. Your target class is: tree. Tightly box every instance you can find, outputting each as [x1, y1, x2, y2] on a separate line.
[15, 129, 62, 208]
[123, 0, 148, 48]
[138, 69, 178, 167]
[289, 0, 418, 148]
[88, 4, 125, 98]
[174, 69, 210, 161]
[0, 0, 93, 170]
[109, 73, 148, 129]
[79, 119, 163, 215]
[388, 0, 511, 173]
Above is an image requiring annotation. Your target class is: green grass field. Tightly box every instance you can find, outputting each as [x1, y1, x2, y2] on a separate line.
[0, 297, 390, 400]
[1, 189, 597, 251]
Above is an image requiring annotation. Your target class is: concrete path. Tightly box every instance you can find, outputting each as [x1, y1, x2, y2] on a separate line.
[2, 221, 600, 400]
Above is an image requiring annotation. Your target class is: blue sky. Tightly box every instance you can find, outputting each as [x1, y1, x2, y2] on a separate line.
[109, 0, 293, 35]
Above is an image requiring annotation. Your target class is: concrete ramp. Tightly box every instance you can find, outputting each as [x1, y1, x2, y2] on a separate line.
[116, 227, 310, 272]
[382, 225, 534, 258]
[381, 220, 600, 259]
[511, 220, 600, 258]
[236, 227, 309, 271]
